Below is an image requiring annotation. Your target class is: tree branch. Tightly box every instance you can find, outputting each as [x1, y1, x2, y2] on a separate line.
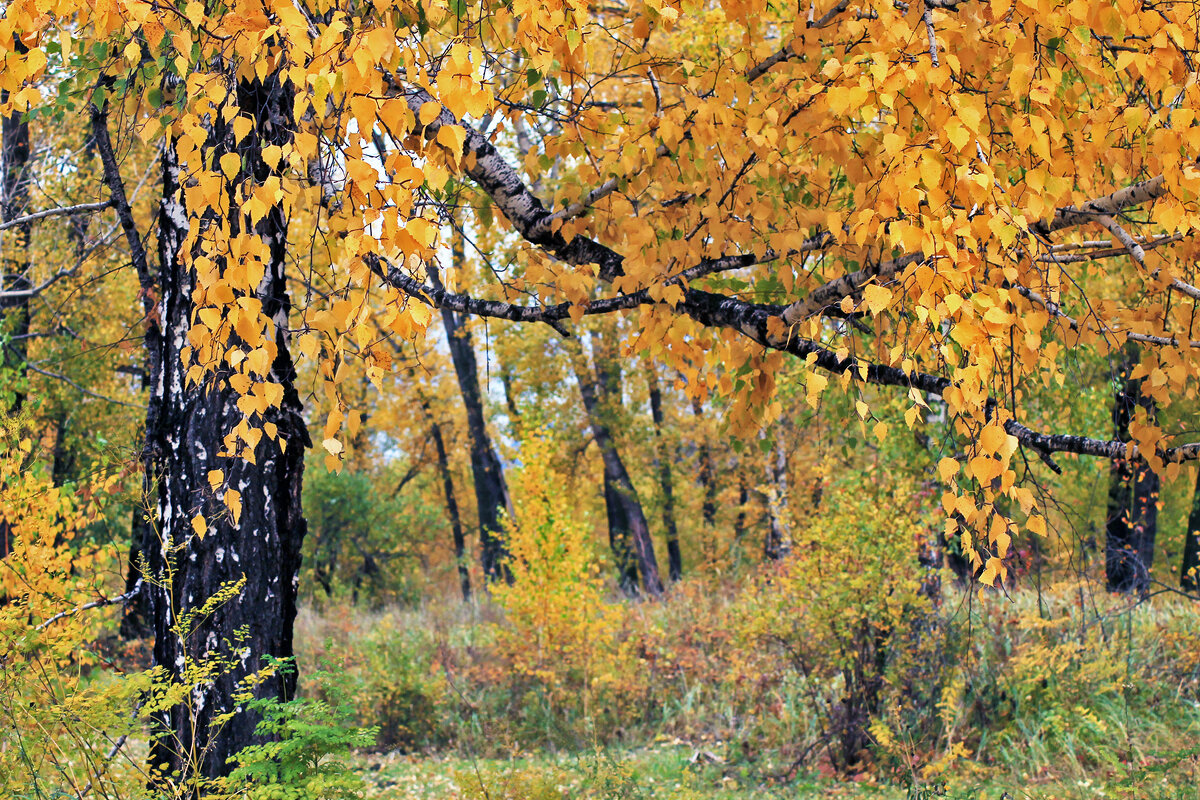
[34, 589, 139, 632]
[379, 82, 1200, 469]
[89, 102, 156, 305]
[0, 200, 111, 232]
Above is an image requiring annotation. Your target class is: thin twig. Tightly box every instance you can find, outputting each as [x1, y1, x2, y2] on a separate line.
[24, 361, 147, 409]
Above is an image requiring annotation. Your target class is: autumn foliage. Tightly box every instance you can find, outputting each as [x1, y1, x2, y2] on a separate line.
[4, 0, 1200, 795]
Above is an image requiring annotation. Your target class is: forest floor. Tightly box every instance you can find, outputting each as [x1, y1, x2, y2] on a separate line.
[293, 584, 1200, 800]
[349, 745, 1150, 800]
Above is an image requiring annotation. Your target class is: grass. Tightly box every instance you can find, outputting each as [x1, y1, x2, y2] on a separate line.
[292, 578, 1200, 800]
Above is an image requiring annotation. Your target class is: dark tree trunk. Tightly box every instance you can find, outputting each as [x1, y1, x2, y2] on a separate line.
[733, 473, 749, 543]
[939, 516, 974, 586]
[604, 470, 640, 595]
[428, 408, 472, 601]
[646, 363, 681, 582]
[441, 306, 512, 583]
[691, 398, 718, 532]
[1105, 347, 1159, 595]
[0, 55, 31, 418]
[500, 363, 521, 422]
[1181, 469, 1200, 592]
[437, 221, 510, 583]
[567, 335, 663, 596]
[763, 435, 791, 561]
[0, 77, 31, 579]
[96, 73, 309, 787]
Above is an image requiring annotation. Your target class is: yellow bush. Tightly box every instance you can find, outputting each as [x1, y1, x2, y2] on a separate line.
[491, 430, 622, 725]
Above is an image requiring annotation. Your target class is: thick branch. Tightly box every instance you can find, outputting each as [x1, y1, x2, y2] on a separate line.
[397, 85, 626, 280]
[1036, 172, 1169, 235]
[381, 83, 1200, 469]
[779, 251, 924, 326]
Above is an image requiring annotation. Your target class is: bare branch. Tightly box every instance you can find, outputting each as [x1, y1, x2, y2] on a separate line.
[1095, 213, 1145, 263]
[1035, 171, 1171, 236]
[922, 2, 940, 67]
[89, 102, 156, 304]
[0, 200, 111, 232]
[24, 361, 147, 409]
[34, 589, 139, 632]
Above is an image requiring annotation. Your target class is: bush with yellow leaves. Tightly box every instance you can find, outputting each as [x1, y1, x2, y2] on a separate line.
[491, 426, 624, 742]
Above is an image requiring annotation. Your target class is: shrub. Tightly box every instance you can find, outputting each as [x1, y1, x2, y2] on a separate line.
[221, 663, 377, 800]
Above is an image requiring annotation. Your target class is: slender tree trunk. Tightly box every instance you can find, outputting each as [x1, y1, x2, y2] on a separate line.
[0, 54, 31, 417]
[1183, 468, 1200, 592]
[646, 363, 681, 581]
[96, 73, 309, 786]
[0, 77, 31, 578]
[1105, 346, 1159, 595]
[441, 306, 512, 583]
[427, 407, 471, 601]
[567, 335, 663, 596]
[763, 434, 792, 561]
[691, 397, 718, 532]
[434, 218, 511, 583]
[732, 472, 749, 544]
[500, 363, 521, 422]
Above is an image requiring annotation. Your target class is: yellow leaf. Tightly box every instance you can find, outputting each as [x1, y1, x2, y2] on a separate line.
[322, 437, 344, 456]
[436, 123, 466, 156]
[233, 116, 254, 144]
[220, 152, 241, 180]
[419, 101, 442, 128]
[979, 424, 1007, 454]
[938, 457, 959, 482]
[185, 0, 204, 26]
[191, 514, 207, 540]
[225, 489, 242, 525]
[945, 119, 969, 151]
[862, 284, 893, 316]
[979, 556, 1004, 586]
[207, 469, 224, 490]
